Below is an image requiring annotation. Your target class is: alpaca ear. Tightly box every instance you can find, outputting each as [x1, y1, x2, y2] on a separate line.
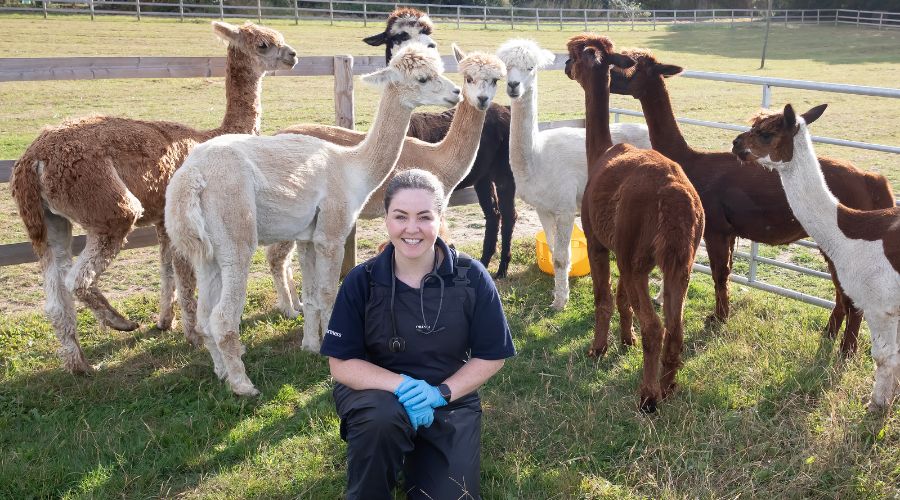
[783, 104, 797, 129]
[801, 104, 827, 126]
[538, 49, 557, 68]
[452, 43, 466, 64]
[656, 64, 684, 78]
[212, 21, 240, 43]
[361, 66, 398, 88]
[609, 52, 636, 69]
[363, 32, 389, 46]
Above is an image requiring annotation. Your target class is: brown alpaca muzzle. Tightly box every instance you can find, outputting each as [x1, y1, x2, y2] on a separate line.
[730, 135, 756, 163]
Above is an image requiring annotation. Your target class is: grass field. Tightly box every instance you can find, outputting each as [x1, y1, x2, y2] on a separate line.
[1, 14, 899, 499]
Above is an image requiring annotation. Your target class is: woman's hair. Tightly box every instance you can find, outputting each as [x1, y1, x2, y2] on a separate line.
[383, 169, 446, 215]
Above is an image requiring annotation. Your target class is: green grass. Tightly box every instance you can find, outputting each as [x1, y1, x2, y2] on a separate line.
[1, 240, 898, 498]
[1, 15, 899, 498]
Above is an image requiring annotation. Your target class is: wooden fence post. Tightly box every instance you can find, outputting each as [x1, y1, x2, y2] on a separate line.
[135, 0, 141, 21]
[219, 0, 223, 21]
[333, 55, 357, 275]
[256, 0, 261, 23]
[178, 0, 183, 21]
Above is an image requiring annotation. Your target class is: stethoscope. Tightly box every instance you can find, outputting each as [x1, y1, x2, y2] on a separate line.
[388, 249, 446, 353]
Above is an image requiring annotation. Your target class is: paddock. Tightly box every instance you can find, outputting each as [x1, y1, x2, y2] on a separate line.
[0, 15, 898, 498]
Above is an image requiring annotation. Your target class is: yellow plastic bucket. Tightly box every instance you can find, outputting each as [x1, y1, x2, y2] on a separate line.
[535, 224, 591, 277]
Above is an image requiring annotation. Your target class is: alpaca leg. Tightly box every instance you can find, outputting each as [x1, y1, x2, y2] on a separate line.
[311, 240, 345, 349]
[296, 240, 321, 352]
[867, 313, 900, 411]
[615, 276, 635, 347]
[67, 231, 139, 331]
[194, 261, 226, 378]
[584, 217, 613, 357]
[266, 241, 301, 318]
[208, 253, 257, 397]
[623, 270, 664, 413]
[473, 178, 500, 274]
[704, 232, 735, 323]
[495, 179, 517, 280]
[840, 299, 863, 357]
[173, 253, 200, 347]
[659, 266, 691, 399]
[822, 254, 845, 339]
[42, 213, 91, 373]
[549, 214, 575, 311]
[155, 225, 177, 331]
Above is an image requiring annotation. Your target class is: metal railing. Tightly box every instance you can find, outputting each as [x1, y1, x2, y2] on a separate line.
[1, 55, 898, 309]
[1, 1, 899, 31]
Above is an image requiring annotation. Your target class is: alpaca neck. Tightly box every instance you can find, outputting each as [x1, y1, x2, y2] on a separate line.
[776, 123, 843, 253]
[638, 77, 691, 158]
[509, 83, 540, 178]
[215, 46, 264, 135]
[583, 66, 614, 169]
[354, 85, 413, 187]
[429, 99, 487, 185]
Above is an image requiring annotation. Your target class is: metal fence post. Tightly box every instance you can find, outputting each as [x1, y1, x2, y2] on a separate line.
[536, 8, 540, 30]
[90, 0, 95, 20]
[652, 10, 656, 30]
[559, 8, 563, 30]
[135, 0, 141, 21]
[856, 9, 860, 28]
[879, 11, 884, 30]
[631, 10, 634, 30]
[483, 4, 487, 29]
[748, 242, 759, 282]
[329, 0, 333, 25]
[333, 55, 357, 276]
[361, 1, 366, 27]
[584, 9, 588, 30]
[178, 0, 183, 21]
[672, 10, 676, 25]
[456, 6, 460, 29]
[510, 5, 514, 29]
[816, 9, 820, 24]
[784, 9, 788, 27]
[294, 0, 299, 25]
[835, 9, 839, 26]
[693, 9, 697, 23]
[606, 9, 610, 30]
[219, 0, 223, 21]
[257, 0, 261, 23]
[731, 9, 734, 27]
[800, 9, 804, 24]
[761, 84, 771, 108]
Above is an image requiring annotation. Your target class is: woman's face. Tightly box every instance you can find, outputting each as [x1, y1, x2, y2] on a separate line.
[385, 188, 442, 261]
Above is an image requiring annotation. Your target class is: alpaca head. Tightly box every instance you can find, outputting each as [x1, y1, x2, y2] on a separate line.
[607, 48, 683, 99]
[732, 103, 828, 169]
[496, 39, 555, 99]
[563, 34, 635, 91]
[212, 21, 298, 73]
[453, 44, 506, 112]
[361, 43, 461, 110]
[363, 7, 437, 65]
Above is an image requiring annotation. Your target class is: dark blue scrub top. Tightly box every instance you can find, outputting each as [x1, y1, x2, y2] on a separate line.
[321, 237, 515, 382]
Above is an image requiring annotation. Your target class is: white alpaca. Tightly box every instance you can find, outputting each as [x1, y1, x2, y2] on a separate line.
[497, 39, 651, 310]
[165, 44, 461, 396]
[267, 44, 506, 318]
[733, 103, 900, 410]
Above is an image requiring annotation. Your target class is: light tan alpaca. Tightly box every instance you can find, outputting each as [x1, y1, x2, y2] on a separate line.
[9, 22, 297, 374]
[165, 44, 461, 396]
[265, 44, 506, 319]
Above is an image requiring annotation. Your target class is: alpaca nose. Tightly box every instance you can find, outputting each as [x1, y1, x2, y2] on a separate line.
[478, 96, 489, 106]
[508, 81, 520, 91]
[732, 137, 740, 147]
[427, 42, 436, 49]
[288, 49, 296, 58]
[453, 88, 461, 95]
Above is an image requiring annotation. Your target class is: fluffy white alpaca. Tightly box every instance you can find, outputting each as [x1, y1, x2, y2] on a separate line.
[733, 103, 900, 411]
[497, 39, 651, 310]
[165, 44, 461, 396]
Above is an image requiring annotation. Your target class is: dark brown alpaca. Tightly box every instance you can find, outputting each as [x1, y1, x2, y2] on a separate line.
[566, 35, 705, 413]
[609, 49, 895, 355]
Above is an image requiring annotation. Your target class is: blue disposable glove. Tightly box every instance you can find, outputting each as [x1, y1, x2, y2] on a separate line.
[397, 380, 448, 412]
[403, 404, 435, 431]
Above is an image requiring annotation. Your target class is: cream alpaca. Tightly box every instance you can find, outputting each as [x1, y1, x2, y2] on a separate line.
[9, 22, 297, 374]
[266, 44, 506, 318]
[497, 39, 651, 310]
[165, 44, 461, 396]
[733, 104, 900, 410]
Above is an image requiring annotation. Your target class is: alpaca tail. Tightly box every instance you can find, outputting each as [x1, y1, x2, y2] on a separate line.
[165, 168, 214, 264]
[9, 152, 48, 258]
[653, 185, 704, 277]
[866, 173, 896, 210]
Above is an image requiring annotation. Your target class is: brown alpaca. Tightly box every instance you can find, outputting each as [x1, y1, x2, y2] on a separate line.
[9, 22, 297, 373]
[608, 49, 895, 355]
[566, 34, 705, 413]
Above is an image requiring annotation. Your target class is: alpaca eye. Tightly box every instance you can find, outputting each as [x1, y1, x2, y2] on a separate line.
[418, 76, 429, 84]
[465, 76, 474, 84]
[527, 67, 534, 72]
[491, 79, 498, 86]
[258, 42, 269, 50]
[759, 132, 774, 143]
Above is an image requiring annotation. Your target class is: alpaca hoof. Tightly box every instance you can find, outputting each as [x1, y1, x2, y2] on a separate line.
[621, 335, 636, 348]
[279, 307, 300, 319]
[866, 398, 887, 413]
[301, 337, 321, 353]
[156, 316, 174, 331]
[662, 382, 678, 400]
[213, 364, 227, 380]
[106, 317, 140, 332]
[587, 344, 608, 358]
[639, 397, 658, 414]
[704, 314, 725, 327]
[550, 299, 567, 311]
[492, 267, 509, 280]
[231, 382, 260, 397]
[64, 356, 94, 375]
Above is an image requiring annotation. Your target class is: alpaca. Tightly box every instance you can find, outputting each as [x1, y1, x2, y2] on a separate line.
[267, 45, 506, 318]
[733, 104, 900, 410]
[497, 39, 652, 311]
[9, 22, 297, 374]
[364, 7, 519, 278]
[609, 49, 895, 355]
[165, 44, 461, 396]
[566, 34, 704, 413]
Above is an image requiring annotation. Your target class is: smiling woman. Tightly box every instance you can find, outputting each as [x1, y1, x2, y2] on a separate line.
[321, 169, 516, 499]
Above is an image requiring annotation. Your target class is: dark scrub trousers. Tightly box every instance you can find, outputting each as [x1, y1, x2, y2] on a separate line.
[321, 238, 515, 500]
